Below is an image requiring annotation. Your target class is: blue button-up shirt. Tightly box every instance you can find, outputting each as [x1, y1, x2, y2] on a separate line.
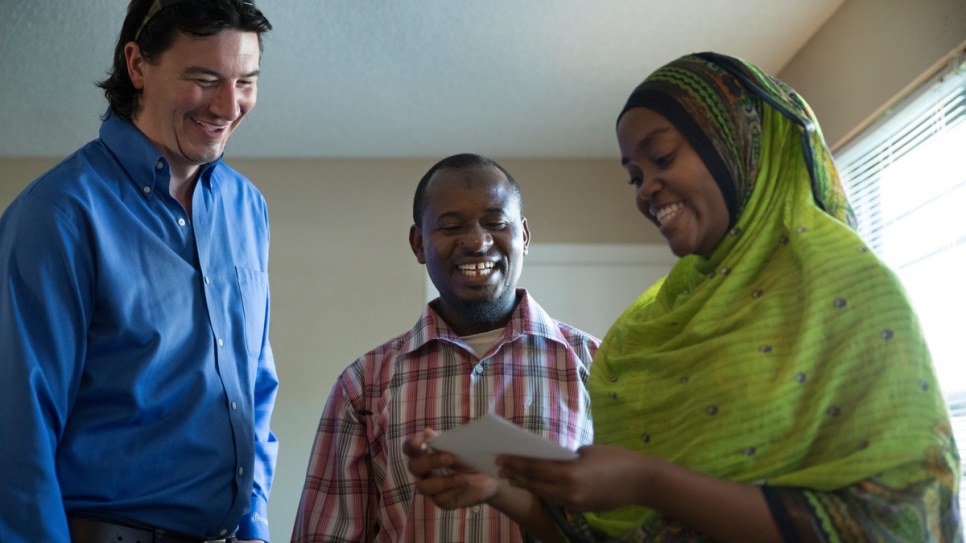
[0, 114, 278, 542]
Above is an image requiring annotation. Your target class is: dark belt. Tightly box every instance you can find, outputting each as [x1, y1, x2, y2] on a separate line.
[68, 516, 238, 543]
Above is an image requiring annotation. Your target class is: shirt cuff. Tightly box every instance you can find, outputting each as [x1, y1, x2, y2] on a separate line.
[236, 497, 271, 542]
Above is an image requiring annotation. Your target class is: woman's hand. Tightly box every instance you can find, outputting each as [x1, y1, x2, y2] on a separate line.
[501, 445, 783, 543]
[497, 444, 652, 512]
[403, 428, 501, 509]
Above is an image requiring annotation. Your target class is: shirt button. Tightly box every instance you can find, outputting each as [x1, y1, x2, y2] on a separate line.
[238, 467, 244, 475]
[155, 160, 164, 170]
[231, 402, 237, 410]
[177, 218, 186, 227]
[472, 505, 481, 513]
[219, 529, 228, 536]
[217, 338, 224, 347]
[474, 365, 483, 374]
[204, 276, 210, 284]
[142, 186, 151, 194]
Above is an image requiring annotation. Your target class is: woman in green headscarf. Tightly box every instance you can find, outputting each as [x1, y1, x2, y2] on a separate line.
[405, 52, 961, 542]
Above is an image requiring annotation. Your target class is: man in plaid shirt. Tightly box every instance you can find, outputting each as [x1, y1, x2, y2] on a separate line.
[292, 153, 598, 543]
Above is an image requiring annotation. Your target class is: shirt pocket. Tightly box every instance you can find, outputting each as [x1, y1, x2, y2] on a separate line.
[235, 266, 269, 359]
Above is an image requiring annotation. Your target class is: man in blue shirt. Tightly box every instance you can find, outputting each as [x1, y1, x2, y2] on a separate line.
[0, 1, 277, 542]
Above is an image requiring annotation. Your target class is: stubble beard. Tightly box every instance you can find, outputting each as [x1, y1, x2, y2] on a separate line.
[451, 285, 518, 329]
[181, 131, 227, 165]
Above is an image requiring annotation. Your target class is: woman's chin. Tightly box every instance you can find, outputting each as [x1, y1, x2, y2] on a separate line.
[666, 241, 691, 258]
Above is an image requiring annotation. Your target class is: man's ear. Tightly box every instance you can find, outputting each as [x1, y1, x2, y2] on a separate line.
[521, 217, 530, 256]
[409, 225, 426, 264]
[124, 41, 146, 90]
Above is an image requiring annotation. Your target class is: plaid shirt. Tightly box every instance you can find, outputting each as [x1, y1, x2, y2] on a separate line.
[292, 290, 597, 543]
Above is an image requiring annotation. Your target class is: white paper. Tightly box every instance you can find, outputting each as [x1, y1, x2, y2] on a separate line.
[425, 412, 578, 478]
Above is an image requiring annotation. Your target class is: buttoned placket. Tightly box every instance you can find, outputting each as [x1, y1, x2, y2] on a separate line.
[189, 169, 247, 523]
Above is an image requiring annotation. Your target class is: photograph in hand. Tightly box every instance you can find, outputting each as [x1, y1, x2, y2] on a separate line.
[426, 412, 578, 478]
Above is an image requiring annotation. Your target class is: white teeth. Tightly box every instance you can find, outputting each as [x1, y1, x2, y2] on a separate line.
[655, 203, 683, 225]
[193, 119, 225, 131]
[459, 262, 495, 276]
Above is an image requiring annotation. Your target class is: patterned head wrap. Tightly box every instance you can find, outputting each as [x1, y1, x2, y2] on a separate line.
[617, 52, 856, 230]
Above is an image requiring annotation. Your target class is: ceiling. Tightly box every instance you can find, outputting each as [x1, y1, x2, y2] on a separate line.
[0, 0, 846, 159]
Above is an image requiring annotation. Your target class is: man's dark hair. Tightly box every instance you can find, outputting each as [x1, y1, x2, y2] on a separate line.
[97, 0, 272, 122]
[412, 153, 524, 226]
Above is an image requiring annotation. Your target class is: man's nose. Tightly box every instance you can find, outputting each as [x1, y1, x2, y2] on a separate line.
[460, 224, 493, 253]
[210, 84, 242, 120]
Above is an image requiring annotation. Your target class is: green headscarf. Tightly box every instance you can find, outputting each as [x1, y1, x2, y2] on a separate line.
[585, 53, 958, 536]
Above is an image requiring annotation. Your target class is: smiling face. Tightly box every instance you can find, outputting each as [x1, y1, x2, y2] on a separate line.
[617, 107, 730, 257]
[125, 29, 260, 180]
[409, 165, 530, 335]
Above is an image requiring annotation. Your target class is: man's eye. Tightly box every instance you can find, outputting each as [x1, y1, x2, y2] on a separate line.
[628, 176, 643, 187]
[197, 79, 218, 86]
[487, 222, 508, 230]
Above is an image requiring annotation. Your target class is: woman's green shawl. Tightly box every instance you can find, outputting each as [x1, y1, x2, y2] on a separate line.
[585, 54, 959, 536]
